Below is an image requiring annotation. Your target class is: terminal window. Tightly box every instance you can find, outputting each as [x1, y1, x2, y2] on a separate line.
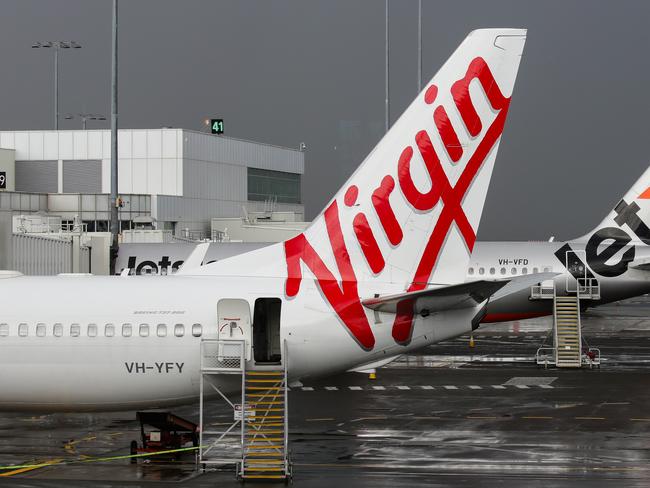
[248, 168, 301, 204]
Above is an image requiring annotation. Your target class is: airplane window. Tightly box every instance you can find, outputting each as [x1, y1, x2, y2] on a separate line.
[511, 267, 517, 275]
[53, 323, 63, 337]
[105, 324, 115, 337]
[522, 267, 528, 275]
[500, 267, 506, 275]
[489, 267, 495, 275]
[36, 323, 46, 337]
[87, 324, 97, 337]
[468, 267, 474, 275]
[478, 267, 485, 275]
[70, 324, 80, 337]
[157, 324, 167, 337]
[174, 324, 185, 337]
[192, 324, 202, 337]
[18, 323, 28, 337]
[122, 324, 132, 337]
[533, 267, 539, 274]
[0, 323, 8, 337]
[139, 324, 149, 337]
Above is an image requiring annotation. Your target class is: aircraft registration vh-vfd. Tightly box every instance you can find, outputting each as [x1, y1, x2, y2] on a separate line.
[0, 28, 528, 411]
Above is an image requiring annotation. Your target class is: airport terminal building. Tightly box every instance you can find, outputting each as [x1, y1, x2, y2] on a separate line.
[0, 128, 305, 235]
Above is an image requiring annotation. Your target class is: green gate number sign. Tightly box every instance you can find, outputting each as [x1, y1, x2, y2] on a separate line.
[210, 119, 224, 135]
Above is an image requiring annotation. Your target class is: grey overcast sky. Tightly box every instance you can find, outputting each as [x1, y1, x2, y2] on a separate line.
[1, 0, 649, 240]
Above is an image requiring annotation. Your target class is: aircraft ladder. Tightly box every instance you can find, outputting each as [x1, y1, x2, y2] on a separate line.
[553, 296, 582, 367]
[239, 365, 291, 480]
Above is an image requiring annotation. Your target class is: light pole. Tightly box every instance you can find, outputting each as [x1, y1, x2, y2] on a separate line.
[31, 41, 82, 130]
[385, 0, 390, 133]
[110, 0, 119, 274]
[65, 113, 106, 130]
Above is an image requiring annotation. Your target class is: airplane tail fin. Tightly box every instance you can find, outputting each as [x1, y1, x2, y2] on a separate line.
[574, 166, 650, 244]
[198, 29, 527, 348]
[285, 29, 527, 289]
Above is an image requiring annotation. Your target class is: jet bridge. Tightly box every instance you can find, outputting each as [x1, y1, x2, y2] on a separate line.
[198, 339, 291, 481]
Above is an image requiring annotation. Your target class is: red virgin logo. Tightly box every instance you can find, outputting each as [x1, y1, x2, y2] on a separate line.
[284, 57, 511, 350]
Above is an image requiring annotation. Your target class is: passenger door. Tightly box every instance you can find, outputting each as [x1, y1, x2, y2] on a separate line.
[217, 299, 252, 361]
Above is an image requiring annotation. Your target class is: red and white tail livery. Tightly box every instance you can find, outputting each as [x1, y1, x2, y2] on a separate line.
[199, 29, 527, 348]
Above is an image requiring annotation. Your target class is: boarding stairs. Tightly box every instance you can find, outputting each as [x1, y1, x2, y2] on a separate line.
[240, 369, 290, 480]
[198, 339, 291, 482]
[553, 296, 582, 367]
[531, 278, 601, 369]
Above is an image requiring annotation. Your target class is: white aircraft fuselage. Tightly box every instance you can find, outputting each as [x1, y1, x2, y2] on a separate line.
[0, 274, 476, 411]
[472, 241, 650, 322]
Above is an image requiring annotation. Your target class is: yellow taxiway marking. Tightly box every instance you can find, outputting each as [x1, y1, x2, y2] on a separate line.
[465, 416, 497, 420]
[412, 416, 441, 420]
[305, 418, 335, 422]
[574, 416, 605, 420]
[630, 418, 650, 421]
[522, 416, 553, 419]
[0, 458, 63, 477]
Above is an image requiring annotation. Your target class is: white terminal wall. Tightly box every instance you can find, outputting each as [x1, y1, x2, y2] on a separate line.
[0, 129, 184, 196]
[0, 129, 305, 232]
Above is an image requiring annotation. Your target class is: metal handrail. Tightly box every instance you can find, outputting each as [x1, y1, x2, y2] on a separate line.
[200, 339, 246, 373]
[577, 277, 601, 300]
[536, 346, 556, 368]
[582, 347, 601, 369]
[531, 284, 555, 299]
[283, 339, 290, 476]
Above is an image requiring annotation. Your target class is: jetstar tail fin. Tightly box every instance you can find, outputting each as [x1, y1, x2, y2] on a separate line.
[574, 166, 650, 245]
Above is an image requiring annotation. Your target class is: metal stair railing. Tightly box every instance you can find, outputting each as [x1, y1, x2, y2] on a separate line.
[238, 340, 291, 481]
[554, 296, 582, 368]
[198, 339, 246, 467]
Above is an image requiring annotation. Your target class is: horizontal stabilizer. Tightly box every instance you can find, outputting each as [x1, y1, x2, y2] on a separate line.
[362, 280, 507, 314]
[362, 272, 558, 315]
[629, 257, 650, 271]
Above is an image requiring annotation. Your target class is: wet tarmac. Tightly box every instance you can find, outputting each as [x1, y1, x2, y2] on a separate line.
[1, 296, 650, 487]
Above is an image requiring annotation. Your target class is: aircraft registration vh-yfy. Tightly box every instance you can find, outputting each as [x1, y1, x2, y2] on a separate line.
[0, 28, 528, 411]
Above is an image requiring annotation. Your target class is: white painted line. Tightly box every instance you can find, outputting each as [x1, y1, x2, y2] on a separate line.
[508, 335, 517, 339]
[396, 386, 410, 390]
[515, 384, 530, 389]
[372, 386, 386, 390]
[301, 387, 314, 391]
[444, 385, 458, 390]
[493, 336, 502, 339]
[492, 385, 506, 389]
[348, 386, 363, 390]
[420, 386, 435, 390]
[468, 385, 482, 390]
[325, 386, 338, 391]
